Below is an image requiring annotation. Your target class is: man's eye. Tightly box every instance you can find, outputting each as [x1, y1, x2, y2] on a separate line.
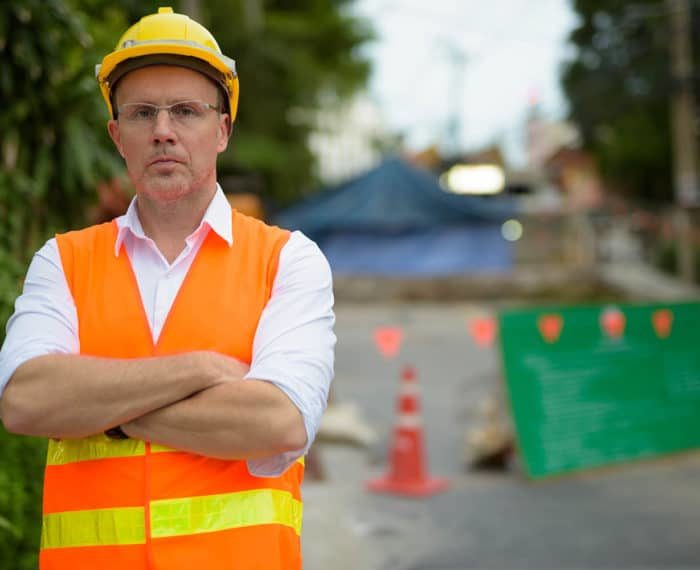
[171, 104, 198, 118]
[132, 106, 156, 119]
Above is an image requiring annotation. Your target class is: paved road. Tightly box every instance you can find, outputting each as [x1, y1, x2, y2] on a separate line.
[302, 302, 700, 570]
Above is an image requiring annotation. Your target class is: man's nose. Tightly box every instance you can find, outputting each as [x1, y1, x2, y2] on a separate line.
[151, 108, 177, 143]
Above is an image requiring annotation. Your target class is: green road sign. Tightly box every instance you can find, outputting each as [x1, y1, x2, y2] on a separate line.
[498, 302, 700, 479]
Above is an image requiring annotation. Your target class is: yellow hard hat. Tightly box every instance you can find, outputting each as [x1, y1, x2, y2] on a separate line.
[95, 7, 239, 121]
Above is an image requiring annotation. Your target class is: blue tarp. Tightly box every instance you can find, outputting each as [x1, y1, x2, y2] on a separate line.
[275, 157, 517, 275]
[322, 225, 512, 276]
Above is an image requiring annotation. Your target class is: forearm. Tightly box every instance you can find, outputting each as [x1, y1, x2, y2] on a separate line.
[0, 352, 223, 438]
[122, 379, 307, 460]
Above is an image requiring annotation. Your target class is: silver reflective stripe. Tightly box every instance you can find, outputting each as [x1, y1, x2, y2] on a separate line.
[116, 39, 237, 75]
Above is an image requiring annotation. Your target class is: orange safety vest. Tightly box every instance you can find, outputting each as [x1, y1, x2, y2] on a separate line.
[40, 212, 303, 569]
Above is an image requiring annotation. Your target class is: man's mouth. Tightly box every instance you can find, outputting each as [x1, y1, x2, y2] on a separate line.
[149, 157, 181, 166]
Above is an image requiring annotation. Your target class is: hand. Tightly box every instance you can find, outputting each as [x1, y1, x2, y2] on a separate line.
[120, 352, 250, 441]
[198, 351, 250, 387]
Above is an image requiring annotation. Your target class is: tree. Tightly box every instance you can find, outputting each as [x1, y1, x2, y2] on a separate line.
[0, 0, 140, 327]
[200, 0, 373, 205]
[0, 3, 141, 566]
[561, 0, 700, 204]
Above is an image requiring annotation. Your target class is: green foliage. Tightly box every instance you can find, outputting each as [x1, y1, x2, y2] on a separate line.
[561, 0, 700, 204]
[200, 0, 373, 204]
[0, 427, 46, 570]
[0, 0, 131, 325]
[0, 2, 136, 565]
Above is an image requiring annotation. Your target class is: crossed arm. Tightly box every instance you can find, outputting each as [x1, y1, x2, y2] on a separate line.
[0, 351, 307, 460]
[0, 233, 333, 464]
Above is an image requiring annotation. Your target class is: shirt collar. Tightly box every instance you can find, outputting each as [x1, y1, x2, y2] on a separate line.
[114, 183, 233, 256]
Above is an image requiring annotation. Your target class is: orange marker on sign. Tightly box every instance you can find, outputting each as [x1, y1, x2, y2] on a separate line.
[468, 316, 498, 348]
[374, 327, 404, 359]
[652, 309, 673, 339]
[600, 307, 626, 339]
[537, 314, 563, 343]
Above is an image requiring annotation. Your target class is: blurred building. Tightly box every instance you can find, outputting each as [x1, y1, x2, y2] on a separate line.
[525, 101, 603, 212]
[408, 143, 562, 215]
[307, 93, 392, 185]
[525, 101, 580, 171]
[545, 148, 604, 212]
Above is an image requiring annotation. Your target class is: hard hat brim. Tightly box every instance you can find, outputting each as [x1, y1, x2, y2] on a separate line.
[96, 41, 238, 121]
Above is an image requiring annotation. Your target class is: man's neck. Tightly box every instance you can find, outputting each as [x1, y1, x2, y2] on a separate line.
[136, 186, 217, 264]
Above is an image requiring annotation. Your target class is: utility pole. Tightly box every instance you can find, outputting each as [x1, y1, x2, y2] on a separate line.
[442, 40, 467, 157]
[667, 0, 699, 283]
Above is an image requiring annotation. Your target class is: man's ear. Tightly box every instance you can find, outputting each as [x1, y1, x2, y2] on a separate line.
[217, 114, 232, 153]
[107, 119, 126, 158]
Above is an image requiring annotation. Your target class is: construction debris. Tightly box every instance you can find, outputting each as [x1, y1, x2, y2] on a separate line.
[316, 401, 377, 448]
[464, 395, 515, 471]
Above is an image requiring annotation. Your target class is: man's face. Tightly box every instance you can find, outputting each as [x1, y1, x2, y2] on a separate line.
[107, 65, 230, 204]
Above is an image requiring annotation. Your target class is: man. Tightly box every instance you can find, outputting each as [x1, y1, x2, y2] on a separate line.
[0, 7, 335, 569]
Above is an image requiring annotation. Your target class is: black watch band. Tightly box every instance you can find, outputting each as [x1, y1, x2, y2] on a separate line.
[104, 426, 129, 440]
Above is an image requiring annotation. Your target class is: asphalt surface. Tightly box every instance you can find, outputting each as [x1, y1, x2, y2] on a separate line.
[301, 302, 700, 570]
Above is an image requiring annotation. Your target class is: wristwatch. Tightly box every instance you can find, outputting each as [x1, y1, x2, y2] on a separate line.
[105, 426, 129, 439]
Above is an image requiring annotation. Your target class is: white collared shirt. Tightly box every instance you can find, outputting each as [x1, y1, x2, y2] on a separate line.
[0, 186, 336, 477]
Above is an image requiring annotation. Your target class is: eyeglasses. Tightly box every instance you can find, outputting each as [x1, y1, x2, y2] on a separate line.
[117, 100, 221, 125]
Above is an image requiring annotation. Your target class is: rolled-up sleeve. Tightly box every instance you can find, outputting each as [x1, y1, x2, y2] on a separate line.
[245, 231, 336, 477]
[0, 239, 79, 398]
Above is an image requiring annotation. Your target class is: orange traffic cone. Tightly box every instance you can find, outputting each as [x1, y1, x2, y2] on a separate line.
[367, 365, 449, 497]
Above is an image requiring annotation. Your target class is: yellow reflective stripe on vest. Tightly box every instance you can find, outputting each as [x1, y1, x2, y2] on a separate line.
[48, 438, 306, 466]
[40, 489, 302, 549]
[151, 443, 305, 466]
[46, 435, 145, 466]
[151, 489, 303, 538]
[151, 442, 178, 454]
[41, 507, 145, 549]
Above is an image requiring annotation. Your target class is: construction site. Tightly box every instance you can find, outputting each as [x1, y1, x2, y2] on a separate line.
[303, 267, 700, 570]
